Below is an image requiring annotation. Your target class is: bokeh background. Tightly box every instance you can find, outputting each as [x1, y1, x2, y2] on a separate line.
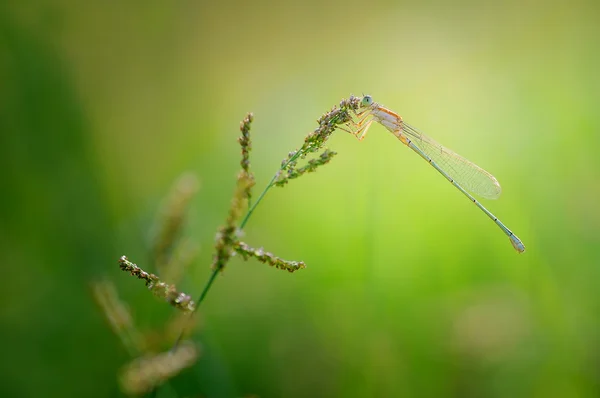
[2, 1, 600, 397]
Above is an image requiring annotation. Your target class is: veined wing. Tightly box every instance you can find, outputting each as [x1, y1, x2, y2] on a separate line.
[401, 122, 502, 199]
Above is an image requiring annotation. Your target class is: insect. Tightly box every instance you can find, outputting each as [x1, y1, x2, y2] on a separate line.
[342, 95, 525, 253]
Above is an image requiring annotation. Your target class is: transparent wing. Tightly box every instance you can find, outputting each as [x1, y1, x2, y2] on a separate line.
[401, 122, 502, 199]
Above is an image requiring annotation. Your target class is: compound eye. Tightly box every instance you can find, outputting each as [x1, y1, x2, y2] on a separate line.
[361, 95, 373, 107]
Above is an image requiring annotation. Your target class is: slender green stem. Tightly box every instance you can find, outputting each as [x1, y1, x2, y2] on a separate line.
[171, 267, 220, 350]
[240, 149, 304, 229]
[239, 174, 277, 229]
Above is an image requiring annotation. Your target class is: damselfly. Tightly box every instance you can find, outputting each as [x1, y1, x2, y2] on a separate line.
[342, 95, 525, 253]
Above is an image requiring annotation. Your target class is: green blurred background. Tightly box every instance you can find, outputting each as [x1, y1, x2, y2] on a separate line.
[2, 0, 600, 397]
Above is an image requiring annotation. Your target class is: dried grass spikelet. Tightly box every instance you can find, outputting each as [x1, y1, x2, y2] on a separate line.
[152, 173, 199, 273]
[91, 280, 145, 355]
[119, 341, 199, 395]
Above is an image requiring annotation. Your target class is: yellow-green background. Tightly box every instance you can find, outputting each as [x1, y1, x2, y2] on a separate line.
[2, 1, 599, 397]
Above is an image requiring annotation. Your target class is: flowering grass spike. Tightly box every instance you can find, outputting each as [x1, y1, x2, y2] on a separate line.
[234, 241, 306, 273]
[119, 256, 196, 313]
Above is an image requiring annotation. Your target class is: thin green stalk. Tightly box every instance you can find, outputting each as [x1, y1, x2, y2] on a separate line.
[240, 149, 304, 228]
[239, 174, 277, 229]
[171, 268, 219, 350]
